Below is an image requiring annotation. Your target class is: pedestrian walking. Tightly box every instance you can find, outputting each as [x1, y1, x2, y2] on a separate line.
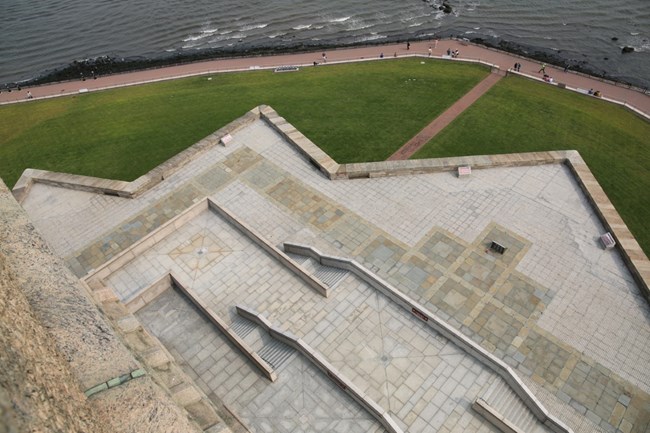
[407, 41, 410, 50]
[428, 47, 432, 57]
[26, 91, 33, 99]
[322, 52, 327, 63]
[538, 63, 546, 73]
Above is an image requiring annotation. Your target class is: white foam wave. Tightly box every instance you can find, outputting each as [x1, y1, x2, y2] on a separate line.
[183, 26, 220, 42]
[356, 33, 386, 42]
[346, 19, 372, 31]
[183, 35, 204, 42]
[330, 16, 351, 23]
[268, 32, 287, 39]
[409, 22, 424, 28]
[241, 23, 268, 31]
[292, 24, 312, 30]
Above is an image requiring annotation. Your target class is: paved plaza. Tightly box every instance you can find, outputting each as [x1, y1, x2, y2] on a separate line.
[19, 116, 650, 433]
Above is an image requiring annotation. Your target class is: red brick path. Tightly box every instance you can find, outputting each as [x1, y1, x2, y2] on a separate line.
[388, 71, 503, 161]
[2, 39, 647, 113]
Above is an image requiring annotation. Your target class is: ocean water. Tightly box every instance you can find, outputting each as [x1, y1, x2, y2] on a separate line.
[1, 0, 649, 88]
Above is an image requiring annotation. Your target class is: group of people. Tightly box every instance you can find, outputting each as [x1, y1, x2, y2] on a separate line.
[513, 62, 522, 72]
[446, 48, 460, 58]
[588, 89, 602, 97]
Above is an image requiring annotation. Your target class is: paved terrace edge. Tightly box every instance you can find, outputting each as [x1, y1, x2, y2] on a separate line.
[11, 106, 262, 203]
[11, 105, 650, 305]
[260, 106, 650, 304]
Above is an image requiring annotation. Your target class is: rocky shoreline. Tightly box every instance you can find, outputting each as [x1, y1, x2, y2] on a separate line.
[2, 34, 646, 91]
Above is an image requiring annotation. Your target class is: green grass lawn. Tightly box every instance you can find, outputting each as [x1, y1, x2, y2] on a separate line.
[0, 61, 648, 256]
[0, 58, 488, 186]
[413, 75, 650, 256]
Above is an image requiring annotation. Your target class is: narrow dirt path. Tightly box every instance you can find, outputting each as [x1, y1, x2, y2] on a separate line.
[387, 71, 503, 161]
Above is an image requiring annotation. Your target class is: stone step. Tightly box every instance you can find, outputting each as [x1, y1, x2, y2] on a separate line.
[257, 339, 294, 370]
[286, 252, 349, 289]
[230, 316, 258, 339]
[482, 377, 547, 433]
[313, 263, 348, 288]
[285, 252, 309, 265]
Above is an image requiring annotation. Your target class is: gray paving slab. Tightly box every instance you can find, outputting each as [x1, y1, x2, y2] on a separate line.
[136, 288, 385, 433]
[19, 117, 650, 432]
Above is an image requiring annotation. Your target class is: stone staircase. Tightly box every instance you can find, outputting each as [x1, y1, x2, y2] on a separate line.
[285, 253, 349, 289]
[480, 377, 553, 433]
[230, 316, 295, 371]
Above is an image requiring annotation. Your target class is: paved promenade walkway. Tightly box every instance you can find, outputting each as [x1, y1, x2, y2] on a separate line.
[388, 71, 503, 161]
[1, 40, 648, 115]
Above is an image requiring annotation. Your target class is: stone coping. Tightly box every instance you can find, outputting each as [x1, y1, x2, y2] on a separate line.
[124, 273, 174, 314]
[86, 198, 333, 303]
[206, 199, 331, 298]
[121, 270, 276, 390]
[89, 199, 210, 281]
[262, 105, 650, 303]
[282, 243, 573, 433]
[82, 276, 228, 431]
[170, 273, 278, 383]
[11, 106, 261, 203]
[263, 106, 650, 299]
[15, 103, 648, 303]
[235, 305, 404, 433]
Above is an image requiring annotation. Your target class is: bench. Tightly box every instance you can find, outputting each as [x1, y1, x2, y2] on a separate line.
[600, 232, 616, 249]
[458, 166, 471, 177]
[274, 66, 299, 73]
[220, 134, 233, 146]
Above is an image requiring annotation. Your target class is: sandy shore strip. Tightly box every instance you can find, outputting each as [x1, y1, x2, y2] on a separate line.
[1, 39, 649, 115]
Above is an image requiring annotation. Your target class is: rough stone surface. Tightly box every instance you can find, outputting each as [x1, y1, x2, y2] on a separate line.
[0, 253, 109, 433]
[90, 379, 202, 433]
[0, 178, 210, 433]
